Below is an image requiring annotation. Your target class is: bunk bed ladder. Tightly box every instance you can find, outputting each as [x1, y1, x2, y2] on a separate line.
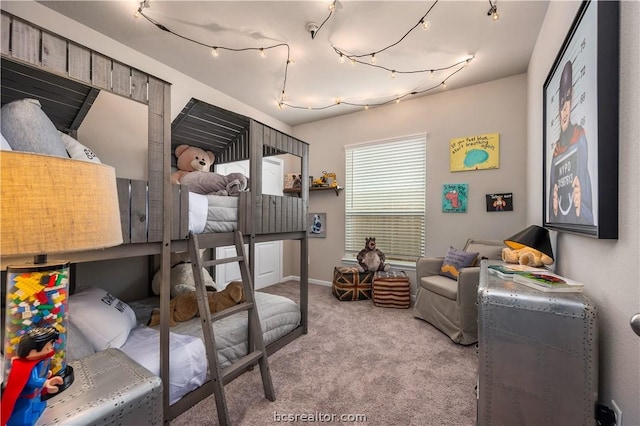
[187, 230, 275, 425]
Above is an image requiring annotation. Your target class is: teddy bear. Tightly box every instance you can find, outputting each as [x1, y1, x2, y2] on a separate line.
[151, 250, 219, 297]
[171, 144, 215, 185]
[502, 246, 554, 268]
[357, 237, 390, 273]
[147, 281, 245, 327]
[171, 144, 249, 196]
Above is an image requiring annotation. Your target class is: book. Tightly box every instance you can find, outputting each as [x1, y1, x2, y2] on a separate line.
[513, 271, 584, 293]
[487, 263, 547, 279]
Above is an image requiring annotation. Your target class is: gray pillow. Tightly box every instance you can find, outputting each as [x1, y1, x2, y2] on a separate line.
[0, 98, 68, 157]
[439, 246, 479, 279]
[67, 319, 97, 362]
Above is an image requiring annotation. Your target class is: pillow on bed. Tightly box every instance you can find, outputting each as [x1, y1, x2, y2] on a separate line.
[59, 131, 101, 163]
[69, 287, 137, 351]
[0, 98, 68, 157]
[66, 320, 97, 362]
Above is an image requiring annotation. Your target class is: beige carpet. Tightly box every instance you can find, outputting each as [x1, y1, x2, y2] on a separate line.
[172, 281, 478, 425]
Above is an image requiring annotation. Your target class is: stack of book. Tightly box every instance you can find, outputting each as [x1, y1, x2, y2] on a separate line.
[488, 264, 584, 293]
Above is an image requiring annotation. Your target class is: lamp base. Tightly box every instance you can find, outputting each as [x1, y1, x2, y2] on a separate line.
[42, 365, 74, 401]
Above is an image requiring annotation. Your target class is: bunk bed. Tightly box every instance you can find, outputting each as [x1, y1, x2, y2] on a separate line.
[0, 10, 309, 422]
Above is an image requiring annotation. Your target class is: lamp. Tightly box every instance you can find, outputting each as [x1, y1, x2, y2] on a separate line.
[504, 225, 554, 263]
[1, 151, 123, 396]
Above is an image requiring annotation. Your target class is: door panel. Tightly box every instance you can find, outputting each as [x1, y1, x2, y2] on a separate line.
[215, 158, 282, 289]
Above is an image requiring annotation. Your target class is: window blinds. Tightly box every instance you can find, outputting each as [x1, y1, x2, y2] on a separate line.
[345, 135, 426, 262]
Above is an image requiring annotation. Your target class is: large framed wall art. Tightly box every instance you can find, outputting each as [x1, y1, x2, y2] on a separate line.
[542, 0, 619, 239]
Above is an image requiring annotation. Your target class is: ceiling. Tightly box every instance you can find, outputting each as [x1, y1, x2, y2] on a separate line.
[36, 0, 549, 127]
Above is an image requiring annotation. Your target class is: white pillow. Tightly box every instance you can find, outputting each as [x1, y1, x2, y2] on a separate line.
[59, 131, 101, 163]
[69, 287, 136, 351]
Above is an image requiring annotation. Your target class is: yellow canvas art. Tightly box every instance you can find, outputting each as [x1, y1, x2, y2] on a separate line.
[450, 133, 500, 172]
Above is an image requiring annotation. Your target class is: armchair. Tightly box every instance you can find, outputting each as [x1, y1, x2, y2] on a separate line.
[414, 239, 504, 345]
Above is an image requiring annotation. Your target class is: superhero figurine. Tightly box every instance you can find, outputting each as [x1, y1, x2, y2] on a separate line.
[1, 327, 64, 426]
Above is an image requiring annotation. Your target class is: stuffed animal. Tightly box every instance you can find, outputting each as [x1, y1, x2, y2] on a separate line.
[147, 281, 245, 327]
[171, 144, 249, 196]
[502, 247, 554, 268]
[171, 144, 215, 185]
[356, 237, 390, 272]
[151, 250, 219, 297]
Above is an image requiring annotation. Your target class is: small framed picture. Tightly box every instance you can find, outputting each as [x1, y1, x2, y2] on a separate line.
[486, 193, 513, 212]
[307, 212, 326, 238]
[442, 183, 468, 213]
[285, 173, 302, 189]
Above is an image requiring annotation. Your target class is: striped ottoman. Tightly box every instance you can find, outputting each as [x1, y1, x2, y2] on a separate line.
[373, 270, 411, 308]
[332, 266, 375, 301]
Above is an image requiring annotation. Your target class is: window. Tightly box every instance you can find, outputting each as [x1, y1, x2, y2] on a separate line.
[345, 134, 426, 263]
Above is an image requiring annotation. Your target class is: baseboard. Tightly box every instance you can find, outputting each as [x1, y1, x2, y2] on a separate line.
[281, 275, 332, 287]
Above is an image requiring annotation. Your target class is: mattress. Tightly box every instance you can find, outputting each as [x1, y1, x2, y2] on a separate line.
[126, 291, 300, 403]
[188, 192, 238, 234]
[119, 325, 207, 405]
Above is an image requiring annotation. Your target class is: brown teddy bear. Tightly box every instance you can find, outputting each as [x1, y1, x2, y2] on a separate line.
[147, 281, 245, 327]
[171, 144, 249, 196]
[502, 247, 553, 268]
[356, 237, 390, 272]
[171, 144, 215, 185]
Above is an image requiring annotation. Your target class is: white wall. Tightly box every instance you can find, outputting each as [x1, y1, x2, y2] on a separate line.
[527, 2, 640, 423]
[292, 74, 529, 284]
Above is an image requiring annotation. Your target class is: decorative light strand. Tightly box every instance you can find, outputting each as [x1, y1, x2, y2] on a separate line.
[310, 1, 336, 39]
[281, 57, 471, 111]
[136, 3, 291, 106]
[334, 0, 439, 61]
[134, 0, 474, 113]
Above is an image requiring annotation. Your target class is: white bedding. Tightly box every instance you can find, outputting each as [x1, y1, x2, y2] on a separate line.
[125, 291, 300, 404]
[188, 192, 239, 234]
[120, 325, 207, 405]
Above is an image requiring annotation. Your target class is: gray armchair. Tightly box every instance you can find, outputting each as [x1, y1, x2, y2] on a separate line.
[414, 239, 504, 345]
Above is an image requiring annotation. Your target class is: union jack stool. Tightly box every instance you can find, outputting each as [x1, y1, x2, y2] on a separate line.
[332, 266, 374, 301]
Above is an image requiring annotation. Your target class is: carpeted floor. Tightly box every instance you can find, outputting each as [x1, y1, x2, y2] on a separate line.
[172, 281, 478, 425]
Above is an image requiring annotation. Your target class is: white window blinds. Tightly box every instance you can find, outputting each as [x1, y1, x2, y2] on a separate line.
[345, 134, 426, 262]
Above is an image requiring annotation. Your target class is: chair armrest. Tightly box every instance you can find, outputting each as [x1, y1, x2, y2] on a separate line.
[416, 257, 445, 279]
[457, 266, 481, 306]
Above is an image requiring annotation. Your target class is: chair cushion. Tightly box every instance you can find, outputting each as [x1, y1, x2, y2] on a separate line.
[439, 246, 478, 279]
[464, 239, 505, 265]
[420, 274, 458, 301]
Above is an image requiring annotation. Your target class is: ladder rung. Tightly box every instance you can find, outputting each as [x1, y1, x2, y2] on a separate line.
[222, 350, 264, 381]
[210, 302, 253, 322]
[201, 255, 244, 268]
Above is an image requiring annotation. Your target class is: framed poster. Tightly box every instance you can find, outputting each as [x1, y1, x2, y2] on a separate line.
[542, 0, 619, 238]
[442, 184, 468, 213]
[486, 193, 513, 212]
[449, 133, 499, 172]
[308, 212, 326, 238]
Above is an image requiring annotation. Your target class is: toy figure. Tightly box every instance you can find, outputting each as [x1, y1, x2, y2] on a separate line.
[1, 327, 63, 426]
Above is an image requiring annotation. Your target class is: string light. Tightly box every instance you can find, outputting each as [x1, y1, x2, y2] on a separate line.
[309, 1, 336, 40]
[134, 0, 475, 113]
[487, 1, 499, 21]
[133, 0, 148, 18]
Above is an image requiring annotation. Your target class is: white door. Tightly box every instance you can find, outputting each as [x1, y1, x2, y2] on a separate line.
[214, 158, 283, 289]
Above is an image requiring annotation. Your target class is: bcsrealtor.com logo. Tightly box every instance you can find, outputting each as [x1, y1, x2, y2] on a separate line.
[273, 411, 367, 423]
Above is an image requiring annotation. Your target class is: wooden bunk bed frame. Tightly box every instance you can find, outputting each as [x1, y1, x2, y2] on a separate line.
[1, 11, 309, 422]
